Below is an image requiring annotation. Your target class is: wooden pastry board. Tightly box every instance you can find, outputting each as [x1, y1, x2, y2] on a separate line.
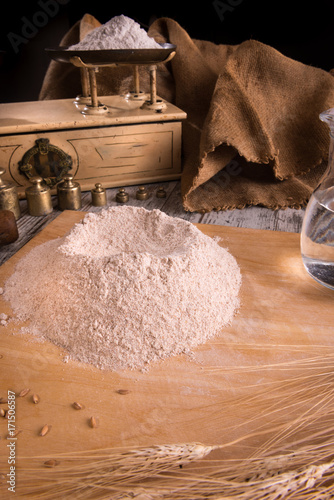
[0, 211, 333, 497]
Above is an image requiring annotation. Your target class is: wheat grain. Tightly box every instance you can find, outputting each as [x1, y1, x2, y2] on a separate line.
[44, 460, 60, 468]
[32, 394, 40, 404]
[18, 388, 30, 397]
[7, 429, 22, 438]
[89, 416, 98, 428]
[72, 402, 83, 410]
[39, 425, 51, 437]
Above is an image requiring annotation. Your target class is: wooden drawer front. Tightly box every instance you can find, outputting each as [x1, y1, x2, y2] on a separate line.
[0, 121, 182, 197]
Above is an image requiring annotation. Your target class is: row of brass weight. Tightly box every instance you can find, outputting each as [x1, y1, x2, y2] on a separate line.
[0, 166, 168, 245]
[0, 169, 106, 244]
[115, 185, 166, 203]
[1, 169, 168, 220]
[24, 177, 168, 216]
[0, 168, 102, 221]
[24, 178, 167, 215]
[25, 175, 84, 216]
[25, 176, 109, 216]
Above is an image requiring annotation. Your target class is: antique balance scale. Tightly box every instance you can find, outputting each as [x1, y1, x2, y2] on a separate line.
[0, 44, 186, 197]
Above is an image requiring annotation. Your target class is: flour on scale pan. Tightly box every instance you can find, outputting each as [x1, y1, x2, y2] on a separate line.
[68, 15, 162, 50]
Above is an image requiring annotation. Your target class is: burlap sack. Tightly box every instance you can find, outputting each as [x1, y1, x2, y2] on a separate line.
[39, 15, 334, 212]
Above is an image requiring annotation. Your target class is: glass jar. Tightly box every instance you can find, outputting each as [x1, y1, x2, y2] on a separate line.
[300, 108, 334, 290]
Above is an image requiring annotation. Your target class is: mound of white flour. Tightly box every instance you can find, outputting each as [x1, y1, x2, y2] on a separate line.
[4, 207, 241, 372]
[68, 15, 161, 50]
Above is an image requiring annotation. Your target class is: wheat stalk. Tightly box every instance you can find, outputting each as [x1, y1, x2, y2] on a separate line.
[16, 442, 218, 499]
[14, 436, 334, 499]
[7, 349, 334, 499]
[15, 453, 334, 499]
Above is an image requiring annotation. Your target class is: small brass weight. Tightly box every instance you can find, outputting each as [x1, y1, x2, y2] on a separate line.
[156, 186, 166, 198]
[136, 186, 149, 200]
[91, 183, 107, 207]
[57, 175, 82, 211]
[116, 188, 129, 203]
[25, 176, 53, 216]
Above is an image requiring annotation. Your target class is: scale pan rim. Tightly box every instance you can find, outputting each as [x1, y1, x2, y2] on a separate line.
[45, 44, 177, 65]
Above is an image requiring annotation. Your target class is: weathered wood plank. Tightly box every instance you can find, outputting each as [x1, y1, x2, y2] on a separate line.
[202, 206, 305, 233]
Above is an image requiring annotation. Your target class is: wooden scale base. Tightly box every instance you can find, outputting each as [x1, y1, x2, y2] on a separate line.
[0, 94, 186, 198]
[0, 47, 187, 198]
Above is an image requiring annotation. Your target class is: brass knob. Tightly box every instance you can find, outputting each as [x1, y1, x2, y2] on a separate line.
[116, 188, 129, 203]
[136, 186, 148, 200]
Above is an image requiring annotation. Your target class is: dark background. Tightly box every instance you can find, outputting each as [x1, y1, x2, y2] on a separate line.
[1, 0, 334, 103]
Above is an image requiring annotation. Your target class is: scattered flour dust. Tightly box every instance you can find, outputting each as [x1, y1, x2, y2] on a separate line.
[68, 15, 161, 50]
[3, 207, 241, 372]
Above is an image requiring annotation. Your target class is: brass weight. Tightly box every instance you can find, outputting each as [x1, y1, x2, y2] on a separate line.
[91, 183, 107, 207]
[25, 177, 53, 216]
[156, 186, 167, 198]
[57, 175, 82, 211]
[116, 188, 129, 203]
[136, 186, 148, 200]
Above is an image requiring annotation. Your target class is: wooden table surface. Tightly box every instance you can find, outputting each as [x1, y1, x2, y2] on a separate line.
[1, 206, 333, 499]
[0, 180, 305, 266]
